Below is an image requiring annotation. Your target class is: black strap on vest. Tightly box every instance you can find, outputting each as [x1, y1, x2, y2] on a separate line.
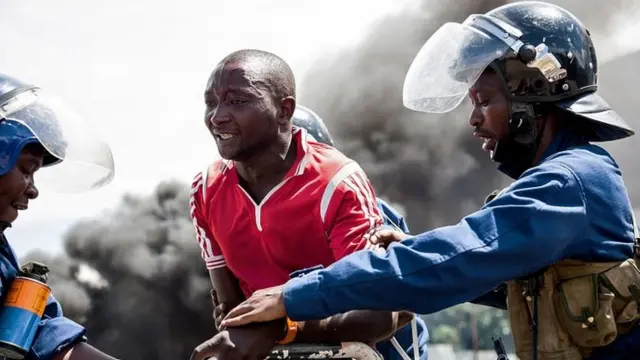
[492, 336, 510, 360]
[518, 271, 544, 360]
[631, 211, 640, 259]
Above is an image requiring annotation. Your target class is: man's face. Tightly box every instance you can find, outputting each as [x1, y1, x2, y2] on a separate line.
[0, 144, 43, 225]
[468, 71, 510, 159]
[204, 61, 279, 161]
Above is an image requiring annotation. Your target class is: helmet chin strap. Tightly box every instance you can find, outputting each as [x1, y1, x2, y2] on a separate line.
[492, 101, 548, 179]
[485, 62, 547, 179]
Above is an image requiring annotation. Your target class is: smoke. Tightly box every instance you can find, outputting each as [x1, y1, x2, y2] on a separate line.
[541, 0, 640, 202]
[18, 0, 640, 358]
[299, 0, 512, 229]
[23, 181, 214, 360]
[299, 0, 640, 230]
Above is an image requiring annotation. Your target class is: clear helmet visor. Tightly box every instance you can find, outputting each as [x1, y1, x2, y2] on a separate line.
[0, 88, 115, 193]
[402, 15, 514, 113]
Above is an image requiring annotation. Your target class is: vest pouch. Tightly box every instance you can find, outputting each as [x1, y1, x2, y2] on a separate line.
[508, 271, 583, 360]
[600, 259, 640, 333]
[553, 274, 617, 348]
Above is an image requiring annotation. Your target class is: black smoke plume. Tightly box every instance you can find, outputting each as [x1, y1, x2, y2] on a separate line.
[299, 0, 511, 229]
[299, 0, 640, 229]
[23, 181, 214, 359]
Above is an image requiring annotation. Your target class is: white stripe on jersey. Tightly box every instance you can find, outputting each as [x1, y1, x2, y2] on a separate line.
[320, 162, 382, 240]
[190, 172, 225, 269]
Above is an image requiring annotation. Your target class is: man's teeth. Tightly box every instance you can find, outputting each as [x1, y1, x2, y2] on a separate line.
[219, 134, 235, 140]
[481, 137, 496, 152]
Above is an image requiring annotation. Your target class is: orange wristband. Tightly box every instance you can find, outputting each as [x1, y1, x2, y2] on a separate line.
[277, 317, 298, 345]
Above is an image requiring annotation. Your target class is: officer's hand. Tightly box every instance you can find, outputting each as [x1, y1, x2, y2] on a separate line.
[222, 285, 287, 328]
[211, 289, 228, 330]
[190, 324, 282, 360]
[369, 228, 410, 248]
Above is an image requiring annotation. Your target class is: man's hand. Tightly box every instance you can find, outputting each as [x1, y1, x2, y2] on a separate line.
[221, 285, 287, 328]
[190, 322, 284, 360]
[212, 289, 228, 329]
[369, 228, 410, 248]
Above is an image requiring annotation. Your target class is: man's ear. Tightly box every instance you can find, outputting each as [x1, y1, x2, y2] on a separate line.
[278, 97, 296, 126]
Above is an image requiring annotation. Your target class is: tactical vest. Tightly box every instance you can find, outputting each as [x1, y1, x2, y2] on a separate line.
[484, 189, 640, 360]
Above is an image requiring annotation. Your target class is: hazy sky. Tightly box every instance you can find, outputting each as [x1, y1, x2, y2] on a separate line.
[2, 0, 640, 257]
[1, 0, 416, 256]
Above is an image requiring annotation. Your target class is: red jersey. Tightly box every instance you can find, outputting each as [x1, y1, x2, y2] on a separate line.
[189, 128, 384, 297]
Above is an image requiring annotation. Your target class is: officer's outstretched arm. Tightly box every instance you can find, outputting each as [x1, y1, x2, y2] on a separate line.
[280, 162, 587, 320]
[469, 285, 507, 310]
[291, 168, 408, 344]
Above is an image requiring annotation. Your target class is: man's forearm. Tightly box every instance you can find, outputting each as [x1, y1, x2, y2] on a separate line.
[210, 268, 245, 308]
[295, 310, 402, 345]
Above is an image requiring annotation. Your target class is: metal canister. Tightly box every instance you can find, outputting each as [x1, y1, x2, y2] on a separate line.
[0, 262, 51, 359]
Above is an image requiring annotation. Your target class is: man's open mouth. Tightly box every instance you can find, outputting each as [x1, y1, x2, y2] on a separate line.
[481, 137, 497, 153]
[12, 202, 27, 211]
[213, 131, 238, 141]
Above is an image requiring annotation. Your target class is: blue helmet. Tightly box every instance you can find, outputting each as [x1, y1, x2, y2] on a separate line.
[0, 73, 114, 192]
[0, 74, 61, 176]
[292, 105, 335, 147]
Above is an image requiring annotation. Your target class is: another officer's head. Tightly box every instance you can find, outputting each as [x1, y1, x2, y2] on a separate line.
[0, 74, 114, 228]
[403, 1, 634, 178]
[0, 141, 47, 226]
[204, 49, 297, 161]
[292, 105, 335, 147]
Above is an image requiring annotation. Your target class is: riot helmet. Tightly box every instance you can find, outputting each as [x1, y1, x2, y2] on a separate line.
[403, 1, 633, 176]
[292, 105, 335, 147]
[0, 73, 115, 193]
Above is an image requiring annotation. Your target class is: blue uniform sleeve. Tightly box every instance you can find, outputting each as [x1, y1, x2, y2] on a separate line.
[29, 294, 87, 360]
[376, 198, 410, 233]
[283, 162, 587, 320]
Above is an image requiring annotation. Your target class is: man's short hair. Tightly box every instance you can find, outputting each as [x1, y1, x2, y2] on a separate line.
[220, 49, 296, 100]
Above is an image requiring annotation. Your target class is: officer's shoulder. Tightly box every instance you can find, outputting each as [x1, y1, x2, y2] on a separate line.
[375, 197, 394, 214]
[544, 144, 621, 184]
[376, 197, 404, 218]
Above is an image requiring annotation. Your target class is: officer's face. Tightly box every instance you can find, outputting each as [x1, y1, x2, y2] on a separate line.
[468, 71, 510, 158]
[204, 61, 281, 161]
[0, 144, 43, 224]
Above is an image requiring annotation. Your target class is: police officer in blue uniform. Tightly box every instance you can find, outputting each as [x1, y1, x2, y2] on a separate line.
[292, 105, 429, 360]
[0, 73, 118, 360]
[221, 3, 640, 360]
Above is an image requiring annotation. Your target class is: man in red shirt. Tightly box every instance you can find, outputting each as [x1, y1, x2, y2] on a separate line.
[189, 49, 412, 360]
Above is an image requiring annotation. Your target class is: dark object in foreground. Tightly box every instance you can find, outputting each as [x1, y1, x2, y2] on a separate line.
[265, 342, 382, 360]
[492, 337, 509, 360]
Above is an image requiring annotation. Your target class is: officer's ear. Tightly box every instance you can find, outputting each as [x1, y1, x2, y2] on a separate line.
[278, 97, 296, 126]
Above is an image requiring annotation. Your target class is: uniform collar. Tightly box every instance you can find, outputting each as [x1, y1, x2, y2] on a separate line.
[538, 129, 588, 165]
[497, 129, 588, 179]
